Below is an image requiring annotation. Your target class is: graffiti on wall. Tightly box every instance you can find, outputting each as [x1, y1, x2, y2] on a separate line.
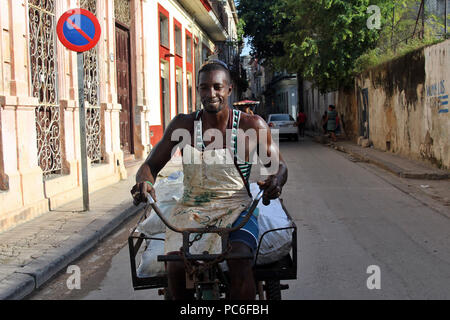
[426, 80, 448, 114]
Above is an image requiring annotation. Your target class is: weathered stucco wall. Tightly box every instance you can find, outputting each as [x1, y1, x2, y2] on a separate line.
[338, 39, 449, 169]
[423, 40, 449, 169]
[337, 86, 359, 140]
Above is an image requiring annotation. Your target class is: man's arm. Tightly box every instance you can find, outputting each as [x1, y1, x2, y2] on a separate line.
[131, 114, 189, 205]
[254, 117, 288, 205]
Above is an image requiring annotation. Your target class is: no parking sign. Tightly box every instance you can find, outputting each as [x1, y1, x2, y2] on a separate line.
[57, 8, 101, 52]
[56, 8, 102, 211]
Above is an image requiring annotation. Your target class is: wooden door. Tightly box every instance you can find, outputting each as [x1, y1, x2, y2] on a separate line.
[115, 24, 133, 154]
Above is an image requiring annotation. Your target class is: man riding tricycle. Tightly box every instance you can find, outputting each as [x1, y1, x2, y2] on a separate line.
[130, 59, 296, 300]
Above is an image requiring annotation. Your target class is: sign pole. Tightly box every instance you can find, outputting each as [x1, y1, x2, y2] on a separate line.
[57, 7, 101, 212]
[77, 52, 90, 211]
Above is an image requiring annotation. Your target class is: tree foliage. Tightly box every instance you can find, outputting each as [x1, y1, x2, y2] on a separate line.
[238, 0, 394, 92]
[237, 0, 288, 62]
[355, 0, 447, 73]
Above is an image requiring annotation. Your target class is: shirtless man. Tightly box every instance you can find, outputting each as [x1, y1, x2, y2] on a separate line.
[131, 59, 288, 300]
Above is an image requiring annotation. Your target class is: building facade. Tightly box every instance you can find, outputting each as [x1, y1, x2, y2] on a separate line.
[300, 39, 449, 170]
[0, 0, 240, 233]
[263, 70, 299, 120]
[144, 0, 240, 146]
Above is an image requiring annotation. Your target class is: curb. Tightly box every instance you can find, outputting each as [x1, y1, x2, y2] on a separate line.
[0, 202, 143, 300]
[307, 132, 449, 181]
[336, 145, 449, 180]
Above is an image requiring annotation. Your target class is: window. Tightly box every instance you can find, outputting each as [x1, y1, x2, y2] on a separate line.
[195, 40, 202, 109]
[187, 72, 193, 113]
[82, 0, 102, 164]
[176, 68, 183, 114]
[284, 92, 289, 113]
[28, 0, 62, 177]
[159, 13, 169, 47]
[269, 114, 295, 121]
[269, 114, 294, 121]
[202, 45, 211, 62]
[160, 61, 170, 129]
[186, 35, 192, 63]
[175, 25, 182, 56]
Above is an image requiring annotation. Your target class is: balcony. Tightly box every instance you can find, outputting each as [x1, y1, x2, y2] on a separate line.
[177, 0, 228, 41]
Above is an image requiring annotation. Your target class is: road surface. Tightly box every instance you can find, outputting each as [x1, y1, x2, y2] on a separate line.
[28, 137, 450, 300]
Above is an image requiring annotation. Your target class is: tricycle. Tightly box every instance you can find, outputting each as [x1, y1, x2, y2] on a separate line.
[128, 190, 297, 300]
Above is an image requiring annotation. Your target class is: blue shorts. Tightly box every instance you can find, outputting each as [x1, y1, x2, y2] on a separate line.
[229, 208, 259, 252]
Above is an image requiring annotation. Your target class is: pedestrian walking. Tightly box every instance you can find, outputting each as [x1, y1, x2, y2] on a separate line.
[296, 110, 307, 137]
[326, 105, 337, 142]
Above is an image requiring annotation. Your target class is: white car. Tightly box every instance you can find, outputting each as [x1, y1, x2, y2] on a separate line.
[267, 114, 298, 141]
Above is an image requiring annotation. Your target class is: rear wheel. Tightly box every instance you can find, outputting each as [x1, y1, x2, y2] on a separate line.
[265, 280, 282, 300]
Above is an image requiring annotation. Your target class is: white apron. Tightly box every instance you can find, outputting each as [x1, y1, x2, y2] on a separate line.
[164, 111, 252, 255]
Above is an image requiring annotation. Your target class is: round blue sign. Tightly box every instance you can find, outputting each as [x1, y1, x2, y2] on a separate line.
[57, 9, 101, 52]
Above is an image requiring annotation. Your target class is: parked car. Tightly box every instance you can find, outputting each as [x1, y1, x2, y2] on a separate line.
[267, 114, 298, 141]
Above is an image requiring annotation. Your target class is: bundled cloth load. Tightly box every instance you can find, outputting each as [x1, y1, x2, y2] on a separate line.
[136, 171, 293, 278]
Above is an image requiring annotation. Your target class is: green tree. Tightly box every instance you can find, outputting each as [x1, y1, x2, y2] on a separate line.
[238, 0, 288, 61]
[238, 0, 393, 92]
[355, 0, 447, 73]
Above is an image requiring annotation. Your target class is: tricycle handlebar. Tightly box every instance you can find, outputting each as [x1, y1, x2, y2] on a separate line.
[145, 189, 265, 235]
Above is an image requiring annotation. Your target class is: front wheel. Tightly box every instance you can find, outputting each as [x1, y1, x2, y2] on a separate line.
[265, 280, 282, 300]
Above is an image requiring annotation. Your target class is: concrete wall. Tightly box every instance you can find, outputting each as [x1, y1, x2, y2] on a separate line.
[339, 39, 449, 169]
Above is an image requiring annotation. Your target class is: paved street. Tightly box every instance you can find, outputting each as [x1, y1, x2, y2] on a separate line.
[28, 138, 450, 300]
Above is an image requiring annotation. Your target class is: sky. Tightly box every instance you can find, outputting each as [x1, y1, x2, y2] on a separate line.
[240, 37, 251, 56]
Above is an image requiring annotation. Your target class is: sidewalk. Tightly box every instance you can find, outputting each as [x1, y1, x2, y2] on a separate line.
[307, 131, 450, 214]
[0, 157, 182, 300]
[307, 131, 450, 180]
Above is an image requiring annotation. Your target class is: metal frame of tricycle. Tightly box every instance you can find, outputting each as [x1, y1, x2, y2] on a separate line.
[128, 198, 297, 291]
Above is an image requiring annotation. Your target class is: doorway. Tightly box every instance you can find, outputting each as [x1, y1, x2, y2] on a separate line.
[115, 24, 133, 155]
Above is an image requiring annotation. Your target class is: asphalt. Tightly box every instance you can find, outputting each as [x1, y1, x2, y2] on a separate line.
[0, 135, 448, 300]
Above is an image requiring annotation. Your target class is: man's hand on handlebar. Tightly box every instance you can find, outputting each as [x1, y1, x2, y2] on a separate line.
[257, 175, 282, 206]
[131, 181, 157, 206]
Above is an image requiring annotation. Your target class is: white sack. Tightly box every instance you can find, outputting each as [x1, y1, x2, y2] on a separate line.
[136, 171, 184, 237]
[136, 176, 293, 277]
[137, 233, 166, 278]
[250, 183, 293, 265]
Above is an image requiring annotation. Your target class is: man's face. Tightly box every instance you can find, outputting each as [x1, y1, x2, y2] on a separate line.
[198, 69, 232, 113]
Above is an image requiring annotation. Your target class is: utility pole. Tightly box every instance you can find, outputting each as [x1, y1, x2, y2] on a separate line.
[421, 0, 425, 39]
[445, 0, 448, 39]
[392, 5, 396, 51]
